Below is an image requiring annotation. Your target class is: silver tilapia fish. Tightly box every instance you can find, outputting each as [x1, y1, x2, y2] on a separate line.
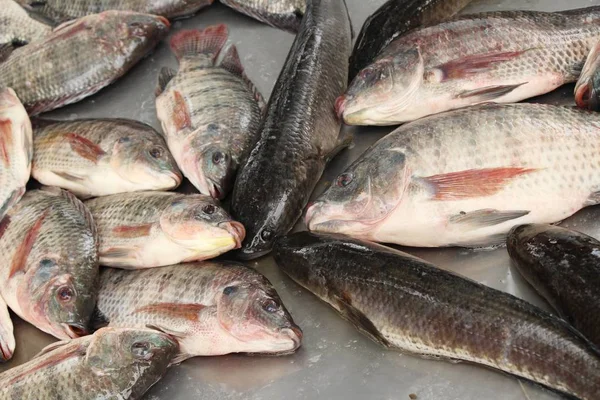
[95, 262, 302, 362]
[339, 6, 600, 125]
[0, 0, 51, 59]
[220, 0, 305, 32]
[32, 118, 182, 198]
[307, 103, 600, 248]
[85, 192, 245, 269]
[156, 25, 264, 199]
[0, 188, 98, 339]
[0, 11, 169, 115]
[0, 327, 178, 400]
[575, 40, 600, 110]
[0, 296, 14, 362]
[0, 88, 32, 221]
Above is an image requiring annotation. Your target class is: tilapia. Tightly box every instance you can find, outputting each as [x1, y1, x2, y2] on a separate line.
[575, 40, 600, 110]
[156, 25, 264, 199]
[230, 0, 352, 259]
[274, 231, 600, 400]
[339, 6, 600, 126]
[0, 327, 178, 400]
[307, 103, 600, 248]
[0, 296, 14, 363]
[0, 0, 51, 59]
[349, 0, 473, 82]
[95, 262, 302, 362]
[0, 188, 98, 340]
[219, 0, 305, 32]
[508, 224, 600, 348]
[0, 88, 32, 222]
[32, 118, 181, 198]
[85, 192, 245, 268]
[0, 11, 169, 115]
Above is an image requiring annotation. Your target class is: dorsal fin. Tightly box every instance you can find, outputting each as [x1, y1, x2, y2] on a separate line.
[219, 45, 266, 112]
[169, 25, 228, 63]
[156, 67, 177, 96]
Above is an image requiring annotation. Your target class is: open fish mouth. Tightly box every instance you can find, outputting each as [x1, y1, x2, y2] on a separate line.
[62, 323, 89, 339]
[575, 79, 600, 111]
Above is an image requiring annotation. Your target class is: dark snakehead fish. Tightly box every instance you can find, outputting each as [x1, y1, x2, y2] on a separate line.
[0, 11, 169, 115]
[575, 40, 600, 110]
[231, 0, 353, 259]
[274, 232, 600, 400]
[0, 0, 51, 59]
[0, 296, 14, 362]
[219, 0, 305, 32]
[508, 224, 600, 349]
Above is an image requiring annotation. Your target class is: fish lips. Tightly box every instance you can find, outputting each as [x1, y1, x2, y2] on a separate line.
[575, 78, 600, 111]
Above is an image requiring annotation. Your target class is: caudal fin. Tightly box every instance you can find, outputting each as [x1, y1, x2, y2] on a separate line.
[169, 25, 228, 63]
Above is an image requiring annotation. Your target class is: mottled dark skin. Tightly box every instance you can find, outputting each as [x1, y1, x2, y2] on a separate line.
[274, 232, 600, 400]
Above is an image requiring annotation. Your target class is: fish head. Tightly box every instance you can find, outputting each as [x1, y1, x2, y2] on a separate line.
[195, 124, 237, 199]
[99, 11, 170, 57]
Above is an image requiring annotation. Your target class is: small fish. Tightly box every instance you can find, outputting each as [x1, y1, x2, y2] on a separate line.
[156, 25, 264, 199]
[0, 0, 51, 60]
[575, 40, 600, 110]
[0, 295, 14, 362]
[95, 262, 302, 362]
[85, 192, 245, 269]
[32, 118, 182, 198]
[219, 0, 305, 32]
[0, 327, 178, 400]
[0, 188, 99, 340]
[0, 11, 169, 115]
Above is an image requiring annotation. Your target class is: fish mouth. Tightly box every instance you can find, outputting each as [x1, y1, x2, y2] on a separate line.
[62, 323, 89, 339]
[168, 169, 183, 188]
[335, 95, 346, 119]
[575, 79, 600, 111]
[219, 221, 246, 249]
[208, 180, 225, 200]
[282, 325, 303, 351]
[157, 16, 171, 29]
[0, 340, 13, 362]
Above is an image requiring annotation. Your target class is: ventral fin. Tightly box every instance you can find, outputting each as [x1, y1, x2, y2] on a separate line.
[437, 50, 531, 81]
[0, 119, 14, 167]
[156, 67, 176, 97]
[449, 209, 530, 228]
[65, 133, 106, 163]
[53, 170, 85, 182]
[112, 224, 153, 238]
[9, 209, 49, 278]
[456, 83, 526, 101]
[333, 290, 390, 348]
[0, 215, 11, 241]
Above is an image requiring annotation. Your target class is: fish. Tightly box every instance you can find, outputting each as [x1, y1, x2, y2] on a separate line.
[219, 0, 305, 32]
[0, 88, 32, 222]
[32, 118, 182, 198]
[0, 296, 14, 363]
[0, 11, 169, 115]
[0, 0, 51, 60]
[85, 192, 245, 269]
[306, 103, 600, 248]
[0, 187, 99, 340]
[156, 25, 264, 199]
[507, 224, 600, 349]
[230, 0, 353, 259]
[575, 40, 600, 111]
[95, 262, 302, 362]
[339, 6, 600, 126]
[0, 327, 178, 400]
[349, 0, 473, 82]
[274, 231, 600, 400]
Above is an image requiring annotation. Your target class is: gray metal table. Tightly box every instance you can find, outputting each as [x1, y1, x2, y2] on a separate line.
[1, 0, 598, 399]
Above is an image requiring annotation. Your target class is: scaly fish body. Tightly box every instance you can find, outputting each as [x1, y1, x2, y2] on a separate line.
[0, 296, 14, 362]
[0, 11, 169, 115]
[274, 232, 600, 400]
[32, 118, 181, 198]
[307, 103, 600, 248]
[96, 262, 302, 361]
[340, 7, 600, 125]
[0, 327, 178, 400]
[220, 0, 305, 32]
[85, 192, 245, 268]
[575, 40, 600, 110]
[0, 0, 51, 57]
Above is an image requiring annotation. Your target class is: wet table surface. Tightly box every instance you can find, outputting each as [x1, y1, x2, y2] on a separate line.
[2, 0, 600, 399]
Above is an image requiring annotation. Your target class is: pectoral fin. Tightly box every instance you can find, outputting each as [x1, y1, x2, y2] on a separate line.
[332, 290, 389, 348]
[449, 209, 530, 228]
[437, 50, 531, 81]
[456, 83, 526, 101]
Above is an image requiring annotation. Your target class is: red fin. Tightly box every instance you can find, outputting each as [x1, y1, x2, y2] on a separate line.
[0, 216, 11, 241]
[134, 303, 206, 322]
[171, 91, 191, 131]
[438, 51, 529, 81]
[9, 210, 49, 278]
[65, 133, 105, 163]
[169, 25, 228, 62]
[424, 167, 538, 201]
[112, 224, 153, 238]
[0, 119, 14, 167]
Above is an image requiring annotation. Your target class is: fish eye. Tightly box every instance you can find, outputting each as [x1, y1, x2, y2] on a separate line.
[39, 258, 54, 268]
[118, 136, 130, 143]
[212, 151, 225, 165]
[131, 341, 153, 360]
[336, 172, 353, 187]
[149, 147, 164, 159]
[57, 286, 75, 303]
[207, 123, 219, 132]
[223, 286, 237, 296]
[262, 299, 278, 313]
[202, 204, 216, 215]
[260, 229, 272, 242]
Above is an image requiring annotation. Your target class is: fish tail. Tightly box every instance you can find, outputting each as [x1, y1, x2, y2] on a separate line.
[169, 25, 228, 63]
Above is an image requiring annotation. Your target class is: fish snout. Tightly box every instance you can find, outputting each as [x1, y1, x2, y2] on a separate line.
[304, 201, 323, 230]
[157, 15, 171, 29]
[281, 325, 303, 350]
[575, 79, 600, 111]
[335, 95, 346, 119]
[0, 339, 14, 362]
[219, 221, 246, 249]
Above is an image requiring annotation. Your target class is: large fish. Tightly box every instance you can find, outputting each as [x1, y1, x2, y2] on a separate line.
[339, 6, 600, 126]
[230, 0, 352, 259]
[0, 188, 98, 340]
[219, 0, 305, 32]
[0, 0, 51, 59]
[0, 296, 14, 362]
[156, 25, 264, 199]
[85, 192, 245, 268]
[274, 232, 600, 400]
[95, 262, 302, 362]
[575, 40, 600, 111]
[0, 327, 178, 400]
[32, 118, 181, 198]
[0, 88, 32, 221]
[508, 224, 600, 348]
[0, 11, 169, 115]
[306, 103, 600, 248]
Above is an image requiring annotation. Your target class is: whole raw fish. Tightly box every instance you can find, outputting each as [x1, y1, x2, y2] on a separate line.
[0, 11, 169, 115]
[219, 0, 305, 32]
[0, 327, 178, 400]
[231, 0, 352, 259]
[85, 192, 245, 268]
[32, 118, 181, 198]
[0, 0, 51, 59]
[156, 25, 264, 199]
[95, 262, 302, 362]
[575, 40, 600, 110]
[0, 188, 98, 340]
[339, 7, 600, 125]
[274, 232, 600, 400]
[0, 296, 14, 362]
[307, 103, 600, 248]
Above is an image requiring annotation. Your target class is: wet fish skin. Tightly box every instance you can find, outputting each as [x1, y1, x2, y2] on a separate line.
[32, 118, 182, 198]
[0, 0, 51, 59]
[274, 231, 600, 400]
[219, 0, 305, 32]
[0, 296, 14, 363]
[0, 11, 169, 115]
[0, 188, 99, 340]
[0, 327, 178, 400]
[340, 7, 600, 126]
[575, 41, 600, 110]
[85, 192, 245, 269]
[231, 0, 352, 259]
[307, 103, 600, 248]
[96, 262, 302, 362]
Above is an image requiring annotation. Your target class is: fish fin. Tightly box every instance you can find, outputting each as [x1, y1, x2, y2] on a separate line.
[65, 133, 106, 164]
[136, 303, 206, 324]
[170, 90, 192, 131]
[112, 224, 153, 238]
[52, 19, 79, 34]
[89, 307, 109, 332]
[52, 170, 85, 182]
[456, 83, 527, 101]
[449, 232, 509, 249]
[333, 291, 390, 348]
[325, 133, 353, 163]
[168, 352, 192, 365]
[0, 215, 11, 241]
[0, 188, 24, 220]
[35, 339, 71, 358]
[585, 190, 600, 206]
[437, 50, 531, 81]
[9, 209, 49, 278]
[43, 187, 97, 243]
[0, 119, 14, 167]
[422, 167, 538, 201]
[169, 25, 228, 63]
[146, 324, 187, 339]
[155, 67, 177, 96]
[449, 209, 530, 228]
[0, 44, 14, 63]
[219, 45, 266, 110]
[99, 247, 138, 267]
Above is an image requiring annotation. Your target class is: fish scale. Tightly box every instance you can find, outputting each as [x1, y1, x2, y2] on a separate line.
[219, 0, 305, 32]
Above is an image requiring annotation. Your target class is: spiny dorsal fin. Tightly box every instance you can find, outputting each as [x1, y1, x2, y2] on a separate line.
[219, 45, 266, 112]
[169, 25, 228, 63]
[155, 67, 176, 96]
